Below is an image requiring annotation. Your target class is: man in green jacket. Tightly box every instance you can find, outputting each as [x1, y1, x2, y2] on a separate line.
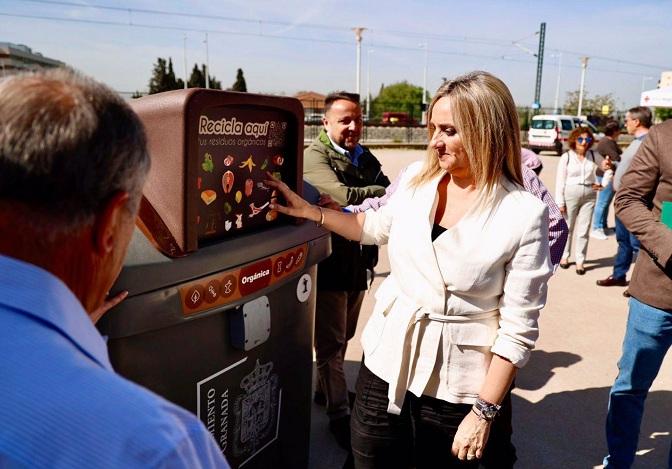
[304, 92, 390, 449]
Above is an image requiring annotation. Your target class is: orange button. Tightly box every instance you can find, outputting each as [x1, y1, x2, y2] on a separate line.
[185, 285, 205, 309]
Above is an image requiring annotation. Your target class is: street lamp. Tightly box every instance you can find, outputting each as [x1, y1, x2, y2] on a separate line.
[551, 52, 563, 114]
[183, 34, 188, 89]
[204, 32, 210, 89]
[352, 27, 366, 96]
[366, 48, 374, 121]
[577, 56, 589, 117]
[420, 42, 429, 124]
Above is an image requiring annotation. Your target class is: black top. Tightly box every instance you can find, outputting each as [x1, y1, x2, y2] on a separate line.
[431, 223, 448, 241]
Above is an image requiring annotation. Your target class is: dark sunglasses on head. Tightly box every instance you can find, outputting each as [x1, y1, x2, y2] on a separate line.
[577, 137, 592, 144]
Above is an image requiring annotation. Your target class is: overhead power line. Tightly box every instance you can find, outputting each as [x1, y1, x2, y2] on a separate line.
[21, 0, 669, 70]
[0, 10, 666, 77]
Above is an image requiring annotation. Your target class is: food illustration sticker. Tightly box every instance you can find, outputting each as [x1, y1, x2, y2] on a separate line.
[201, 190, 217, 205]
[272, 154, 284, 166]
[202, 153, 214, 173]
[223, 202, 232, 215]
[260, 158, 268, 170]
[225, 220, 232, 231]
[222, 171, 235, 194]
[224, 155, 235, 166]
[235, 191, 243, 203]
[235, 214, 243, 229]
[245, 179, 254, 197]
[239, 155, 256, 172]
[249, 202, 269, 218]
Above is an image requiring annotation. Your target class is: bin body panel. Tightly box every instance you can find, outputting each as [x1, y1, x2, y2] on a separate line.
[107, 264, 318, 469]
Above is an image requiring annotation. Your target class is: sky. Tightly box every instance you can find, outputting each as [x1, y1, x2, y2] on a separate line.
[2, 0, 671, 110]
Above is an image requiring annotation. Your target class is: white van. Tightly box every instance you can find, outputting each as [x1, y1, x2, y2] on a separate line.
[527, 114, 602, 155]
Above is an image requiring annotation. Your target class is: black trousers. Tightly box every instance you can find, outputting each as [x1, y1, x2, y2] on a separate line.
[351, 363, 516, 469]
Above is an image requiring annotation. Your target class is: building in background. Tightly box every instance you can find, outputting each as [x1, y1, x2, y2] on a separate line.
[660, 71, 672, 89]
[295, 91, 325, 122]
[0, 42, 64, 77]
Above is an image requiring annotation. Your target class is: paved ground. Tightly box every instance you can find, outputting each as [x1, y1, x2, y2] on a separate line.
[307, 149, 672, 469]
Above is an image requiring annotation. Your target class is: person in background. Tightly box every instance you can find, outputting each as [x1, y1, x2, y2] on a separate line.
[590, 121, 623, 240]
[521, 147, 543, 175]
[303, 91, 391, 450]
[0, 69, 229, 469]
[603, 118, 672, 469]
[555, 127, 602, 275]
[268, 71, 553, 468]
[596, 107, 651, 291]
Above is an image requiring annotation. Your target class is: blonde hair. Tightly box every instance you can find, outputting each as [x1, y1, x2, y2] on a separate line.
[411, 71, 523, 194]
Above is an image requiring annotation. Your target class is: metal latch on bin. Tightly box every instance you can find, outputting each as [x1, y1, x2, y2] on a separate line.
[230, 296, 270, 351]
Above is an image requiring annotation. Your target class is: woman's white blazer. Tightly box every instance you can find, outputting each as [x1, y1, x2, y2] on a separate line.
[359, 162, 553, 415]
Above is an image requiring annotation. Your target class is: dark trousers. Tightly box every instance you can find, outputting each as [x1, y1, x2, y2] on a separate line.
[613, 216, 640, 280]
[351, 363, 516, 469]
[315, 290, 365, 420]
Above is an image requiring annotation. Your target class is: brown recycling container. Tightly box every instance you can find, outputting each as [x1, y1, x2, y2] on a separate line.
[97, 89, 330, 469]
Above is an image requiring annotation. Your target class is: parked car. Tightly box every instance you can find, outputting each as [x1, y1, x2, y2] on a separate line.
[527, 114, 603, 155]
[381, 111, 415, 125]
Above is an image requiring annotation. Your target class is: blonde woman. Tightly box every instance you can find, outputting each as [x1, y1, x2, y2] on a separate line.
[267, 71, 552, 468]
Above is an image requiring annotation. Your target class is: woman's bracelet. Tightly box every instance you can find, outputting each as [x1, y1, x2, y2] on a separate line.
[316, 206, 325, 228]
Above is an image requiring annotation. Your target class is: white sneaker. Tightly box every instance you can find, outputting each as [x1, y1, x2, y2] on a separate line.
[590, 228, 608, 240]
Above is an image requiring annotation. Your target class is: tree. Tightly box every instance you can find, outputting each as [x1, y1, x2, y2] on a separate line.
[187, 64, 222, 89]
[370, 81, 429, 121]
[231, 68, 247, 92]
[563, 89, 616, 117]
[655, 107, 672, 122]
[148, 57, 183, 94]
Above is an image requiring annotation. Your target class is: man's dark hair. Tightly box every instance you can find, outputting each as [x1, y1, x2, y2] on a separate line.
[0, 68, 150, 233]
[604, 121, 621, 137]
[628, 106, 653, 129]
[324, 91, 361, 114]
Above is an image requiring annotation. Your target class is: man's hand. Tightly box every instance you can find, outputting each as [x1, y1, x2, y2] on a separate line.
[90, 290, 128, 324]
[451, 409, 492, 461]
[601, 156, 613, 172]
[559, 205, 567, 215]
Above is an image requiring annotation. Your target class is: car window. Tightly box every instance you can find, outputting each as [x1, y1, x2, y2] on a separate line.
[561, 120, 573, 131]
[531, 120, 555, 130]
[583, 121, 598, 133]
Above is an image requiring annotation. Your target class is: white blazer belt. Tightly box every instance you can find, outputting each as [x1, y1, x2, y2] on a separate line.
[386, 309, 497, 415]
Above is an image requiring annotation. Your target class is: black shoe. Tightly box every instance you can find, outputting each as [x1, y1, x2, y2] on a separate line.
[623, 289, 631, 298]
[559, 261, 570, 269]
[329, 415, 352, 450]
[576, 267, 586, 275]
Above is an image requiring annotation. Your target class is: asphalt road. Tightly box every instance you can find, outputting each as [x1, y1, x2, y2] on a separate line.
[308, 150, 672, 469]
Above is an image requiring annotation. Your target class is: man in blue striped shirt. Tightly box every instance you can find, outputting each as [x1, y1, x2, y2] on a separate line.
[0, 69, 229, 469]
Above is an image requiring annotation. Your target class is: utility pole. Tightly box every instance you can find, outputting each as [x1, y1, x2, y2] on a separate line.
[533, 22, 546, 111]
[182, 34, 188, 89]
[353, 27, 366, 96]
[204, 32, 210, 89]
[577, 56, 589, 117]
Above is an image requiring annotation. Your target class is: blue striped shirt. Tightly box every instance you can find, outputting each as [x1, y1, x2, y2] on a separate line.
[0, 255, 229, 469]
